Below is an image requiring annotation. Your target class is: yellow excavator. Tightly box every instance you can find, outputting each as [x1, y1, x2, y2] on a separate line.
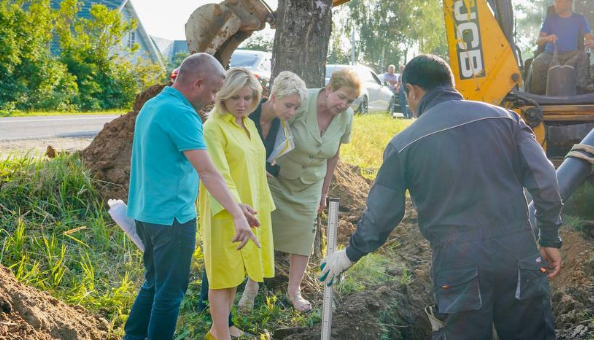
[443, 0, 594, 164]
[184, 0, 594, 163]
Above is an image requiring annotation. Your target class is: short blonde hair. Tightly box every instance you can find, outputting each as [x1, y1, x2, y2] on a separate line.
[271, 71, 307, 104]
[214, 67, 262, 115]
[328, 68, 362, 98]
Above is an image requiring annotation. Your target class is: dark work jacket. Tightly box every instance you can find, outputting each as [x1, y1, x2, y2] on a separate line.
[249, 99, 281, 177]
[346, 86, 563, 262]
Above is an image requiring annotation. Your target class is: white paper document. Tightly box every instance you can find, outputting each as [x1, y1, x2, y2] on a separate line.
[267, 120, 294, 163]
[107, 199, 145, 252]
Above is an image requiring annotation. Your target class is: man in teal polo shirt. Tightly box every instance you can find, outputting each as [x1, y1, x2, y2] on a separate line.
[124, 53, 260, 340]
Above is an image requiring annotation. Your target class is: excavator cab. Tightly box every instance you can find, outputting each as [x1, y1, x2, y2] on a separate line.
[444, 0, 594, 162]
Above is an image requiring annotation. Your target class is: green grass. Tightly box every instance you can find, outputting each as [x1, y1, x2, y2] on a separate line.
[0, 153, 144, 335]
[342, 114, 413, 178]
[1, 109, 127, 117]
[564, 181, 594, 220]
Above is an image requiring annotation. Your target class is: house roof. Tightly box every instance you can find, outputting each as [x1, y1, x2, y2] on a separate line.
[171, 41, 190, 58]
[151, 38, 189, 63]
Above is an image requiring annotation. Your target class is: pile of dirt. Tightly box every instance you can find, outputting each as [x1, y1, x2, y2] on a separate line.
[274, 161, 594, 340]
[0, 265, 115, 340]
[328, 161, 372, 243]
[274, 202, 434, 340]
[551, 225, 594, 340]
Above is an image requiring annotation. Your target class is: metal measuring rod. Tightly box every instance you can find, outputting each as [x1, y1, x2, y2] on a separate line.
[321, 197, 339, 340]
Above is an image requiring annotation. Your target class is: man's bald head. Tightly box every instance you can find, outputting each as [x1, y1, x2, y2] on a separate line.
[172, 53, 226, 110]
[175, 53, 225, 85]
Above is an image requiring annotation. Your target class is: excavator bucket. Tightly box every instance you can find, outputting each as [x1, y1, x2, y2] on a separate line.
[185, 0, 274, 68]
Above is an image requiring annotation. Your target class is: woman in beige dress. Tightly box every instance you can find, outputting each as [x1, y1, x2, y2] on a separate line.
[269, 68, 361, 311]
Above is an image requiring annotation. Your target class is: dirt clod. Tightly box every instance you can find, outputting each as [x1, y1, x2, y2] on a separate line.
[0, 265, 115, 340]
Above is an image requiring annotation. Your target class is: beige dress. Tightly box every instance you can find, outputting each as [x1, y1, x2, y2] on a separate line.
[269, 88, 353, 256]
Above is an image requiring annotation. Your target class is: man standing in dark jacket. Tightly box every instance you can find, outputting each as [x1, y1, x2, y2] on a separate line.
[320, 54, 562, 340]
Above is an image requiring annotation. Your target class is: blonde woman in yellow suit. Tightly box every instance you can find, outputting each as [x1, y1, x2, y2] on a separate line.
[199, 68, 275, 340]
[270, 68, 362, 311]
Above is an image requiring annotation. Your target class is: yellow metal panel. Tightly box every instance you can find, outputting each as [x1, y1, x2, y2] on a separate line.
[444, 0, 521, 105]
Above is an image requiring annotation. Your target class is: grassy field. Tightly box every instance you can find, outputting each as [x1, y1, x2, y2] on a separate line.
[342, 115, 413, 178]
[1, 109, 127, 117]
[0, 114, 414, 338]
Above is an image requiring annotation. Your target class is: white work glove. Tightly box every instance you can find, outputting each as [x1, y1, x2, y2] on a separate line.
[319, 249, 353, 286]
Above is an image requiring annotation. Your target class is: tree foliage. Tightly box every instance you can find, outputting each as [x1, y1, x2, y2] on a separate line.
[0, 0, 77, 112]
[0, 0, 163, 113]
[240, 30, 274, 52]
[338, 0, 446, 72]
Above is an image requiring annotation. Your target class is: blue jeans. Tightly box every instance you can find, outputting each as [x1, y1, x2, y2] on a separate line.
[398, 86, 412, 118]
[124, 218, 197, 340]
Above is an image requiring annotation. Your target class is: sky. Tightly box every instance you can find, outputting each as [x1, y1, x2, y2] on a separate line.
[132, 0, 278, 40]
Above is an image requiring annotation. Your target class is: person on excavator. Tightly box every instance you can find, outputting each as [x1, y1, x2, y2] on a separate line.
[320, 54, 563, 340]
[527, 0, 594, 95]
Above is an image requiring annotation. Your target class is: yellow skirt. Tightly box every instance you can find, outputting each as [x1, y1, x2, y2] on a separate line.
[202, 209, 275, 290]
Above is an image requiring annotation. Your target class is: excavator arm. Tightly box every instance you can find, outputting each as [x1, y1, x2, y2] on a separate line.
[185, 0, 275, 68]
[185, 0, 348, 68]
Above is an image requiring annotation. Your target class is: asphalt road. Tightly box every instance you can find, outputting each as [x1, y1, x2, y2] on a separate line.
[0, 115, 120, 141]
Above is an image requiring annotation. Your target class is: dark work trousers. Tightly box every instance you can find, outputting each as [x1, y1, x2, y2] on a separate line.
[124, 219, 197, 340]
[398, 85, 412, 118]
[430, 225, 556, 340]
[527, 50, 589, 95]
[198, 270, 234, 326]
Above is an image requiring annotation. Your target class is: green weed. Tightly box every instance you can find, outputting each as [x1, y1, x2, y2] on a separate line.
[342, 115, 413, 179]
[564, 181, 594, 220]
[0, 153, 143, 336]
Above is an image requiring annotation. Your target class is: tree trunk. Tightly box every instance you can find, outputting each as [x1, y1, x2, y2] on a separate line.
[271, 0, 333, 88]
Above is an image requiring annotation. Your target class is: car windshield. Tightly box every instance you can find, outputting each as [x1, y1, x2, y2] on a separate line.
[230, 53, 259, 67]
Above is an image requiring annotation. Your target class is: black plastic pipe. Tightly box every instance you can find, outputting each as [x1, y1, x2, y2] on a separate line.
[528, 128, 594, 229]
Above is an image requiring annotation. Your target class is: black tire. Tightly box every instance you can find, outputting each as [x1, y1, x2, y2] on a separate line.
[356, 96, 368, 115]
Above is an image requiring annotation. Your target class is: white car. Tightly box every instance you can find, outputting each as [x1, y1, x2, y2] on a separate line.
[229, 50, 272, 89]
[325, 64, 395, 114]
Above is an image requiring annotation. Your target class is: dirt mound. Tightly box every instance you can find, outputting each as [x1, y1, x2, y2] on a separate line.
[81, 84, 167, 201]
[275, 205, 434, 340]
[327, 161, 371, 244]
[275, 163, 594, 340]
[0, 265, 114, 340]
[551, 226, 594, 340]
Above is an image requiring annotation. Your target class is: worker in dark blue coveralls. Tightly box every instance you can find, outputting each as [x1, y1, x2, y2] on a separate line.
[320, 54, 563, 340]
